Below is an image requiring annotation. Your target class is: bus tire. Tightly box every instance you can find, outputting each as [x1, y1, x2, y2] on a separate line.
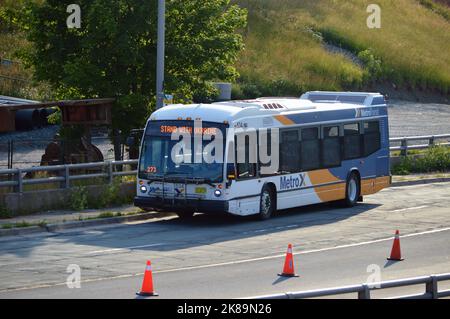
[257, 185, 275, 220]
[344, 172, 360, 207]
[176, 211, 195, 219]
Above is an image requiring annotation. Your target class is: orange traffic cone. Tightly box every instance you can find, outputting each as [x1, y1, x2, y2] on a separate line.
[387, 230, 404, 261]
[278, 244, 299, 277]
[136, 260, 159, 296]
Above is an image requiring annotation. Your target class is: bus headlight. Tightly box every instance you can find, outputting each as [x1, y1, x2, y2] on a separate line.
[214, 189, 222, 197]
[140, 185, 148, 194]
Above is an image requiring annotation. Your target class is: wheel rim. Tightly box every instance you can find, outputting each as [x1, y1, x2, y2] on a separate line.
[261, 191, 272, 215]
[348, 179, 357, 202]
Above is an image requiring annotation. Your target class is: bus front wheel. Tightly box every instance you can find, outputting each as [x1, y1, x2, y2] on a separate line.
[344, 172, 360, 207]
[257, 186, 275, 220]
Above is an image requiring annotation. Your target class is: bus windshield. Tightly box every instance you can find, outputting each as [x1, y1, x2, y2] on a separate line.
[138, 121, 227, 183]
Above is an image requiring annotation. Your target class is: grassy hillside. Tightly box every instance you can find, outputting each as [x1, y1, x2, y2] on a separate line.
[1, 0, 449, 100]
[234, 0, 450, 98]
[0, 0, 29, 95]
[0, 0, 51, 100]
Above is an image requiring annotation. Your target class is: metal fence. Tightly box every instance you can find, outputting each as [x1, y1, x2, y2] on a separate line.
[249, 273, 450, 299]
[0, 160, 138, 193]
[0, 136, 131, 169]
[390, 134, 450, 156]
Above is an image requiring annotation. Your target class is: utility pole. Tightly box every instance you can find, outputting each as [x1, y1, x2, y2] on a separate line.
[156, 0, 166, 109]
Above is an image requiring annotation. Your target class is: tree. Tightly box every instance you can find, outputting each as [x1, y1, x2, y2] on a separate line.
[18, 0, 247, 137]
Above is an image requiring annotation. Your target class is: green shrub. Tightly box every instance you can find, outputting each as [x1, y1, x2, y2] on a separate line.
[392, 146, 450, 175]
[358, 49, 383, 83]
[90, 180, 133, 209]
[97, 212, 115, 219]
[0, 204, 12, 219]
[70, 186, 88, 211]
[47, 108, 61, 125]
[15, 221, 32, 228]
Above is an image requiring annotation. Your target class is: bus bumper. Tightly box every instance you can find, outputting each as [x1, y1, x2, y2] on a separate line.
[134, 196, 228, 214]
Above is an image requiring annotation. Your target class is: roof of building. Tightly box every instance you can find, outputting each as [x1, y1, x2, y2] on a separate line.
[0, 95, 39, 107]
[0, 96, 114, 111]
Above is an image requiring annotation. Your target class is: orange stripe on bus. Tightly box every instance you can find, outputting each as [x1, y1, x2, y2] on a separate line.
[314, 183, 346, 202]
[274, 115, 295, 125]
[361, 176, 391, 196]
[308, 169, 341, 185]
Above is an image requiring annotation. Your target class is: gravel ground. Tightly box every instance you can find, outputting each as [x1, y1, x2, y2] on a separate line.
[388, 100, 450, 137]
[0, 100, 449, 169]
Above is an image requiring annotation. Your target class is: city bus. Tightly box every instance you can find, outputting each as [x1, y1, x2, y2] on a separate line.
[134, 91, 391, 220]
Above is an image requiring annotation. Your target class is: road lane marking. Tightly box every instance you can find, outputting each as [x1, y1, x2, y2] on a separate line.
[391, 205, 428, 213]
[243, 224, 300, 235]
[1, 226, 450, 294]
[86, 243, 164, 255]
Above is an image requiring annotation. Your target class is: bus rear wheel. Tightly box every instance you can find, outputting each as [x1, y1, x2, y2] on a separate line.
[344, 172, 360, 207]
[257, 186, 275, 220]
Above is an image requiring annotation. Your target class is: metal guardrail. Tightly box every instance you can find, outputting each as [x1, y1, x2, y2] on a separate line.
[0, 134, 449, 193]
[249, 273, 450, 299]
[0, 160, 138, 193]
[389, 134, 450, 156]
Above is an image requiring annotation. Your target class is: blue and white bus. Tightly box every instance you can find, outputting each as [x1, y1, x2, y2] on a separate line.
[134, 91, 391, 220]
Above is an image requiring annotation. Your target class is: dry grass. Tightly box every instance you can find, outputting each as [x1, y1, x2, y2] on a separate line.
[236, 0, 450, 95]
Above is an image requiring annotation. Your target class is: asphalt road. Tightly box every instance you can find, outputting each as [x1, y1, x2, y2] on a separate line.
[0, 182, 449, 299]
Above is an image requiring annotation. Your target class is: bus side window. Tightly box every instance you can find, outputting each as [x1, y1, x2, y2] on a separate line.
[259, 130, 278, 176]
[322, 126, 341, 168]
[280, 130, 301, 173]
[343, 123, 362, 160]
[363, 121, 381, 156]
[301, 127, 320, 171]
[236, 135, 257, 179]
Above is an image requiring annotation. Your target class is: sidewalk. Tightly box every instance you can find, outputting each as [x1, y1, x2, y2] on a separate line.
[391, 173, 450, 186]
[0, 205, 141, 227]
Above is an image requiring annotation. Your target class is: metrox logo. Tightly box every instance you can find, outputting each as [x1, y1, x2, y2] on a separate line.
[280, 174, 306, 190]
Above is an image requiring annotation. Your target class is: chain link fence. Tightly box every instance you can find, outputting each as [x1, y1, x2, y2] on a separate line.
[0, 136, 134, 170]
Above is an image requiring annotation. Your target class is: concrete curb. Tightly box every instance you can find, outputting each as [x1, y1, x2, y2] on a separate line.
[391, 177, 450, 187]
[0, 226, 43, 237]
[0, 211, 174, 238]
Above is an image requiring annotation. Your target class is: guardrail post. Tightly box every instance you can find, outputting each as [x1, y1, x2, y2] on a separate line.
[426, 276, 438, 299]
[108, 161, 113, 184]
[7, 140, 12, 169]
[400, 139, 407, 157]
[358, 285, 371, 299]
[64, 165, 70, 189]
[17, 169, 23, 193]
[11, 140, 14, 168]
[429, 136, 435, 148]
